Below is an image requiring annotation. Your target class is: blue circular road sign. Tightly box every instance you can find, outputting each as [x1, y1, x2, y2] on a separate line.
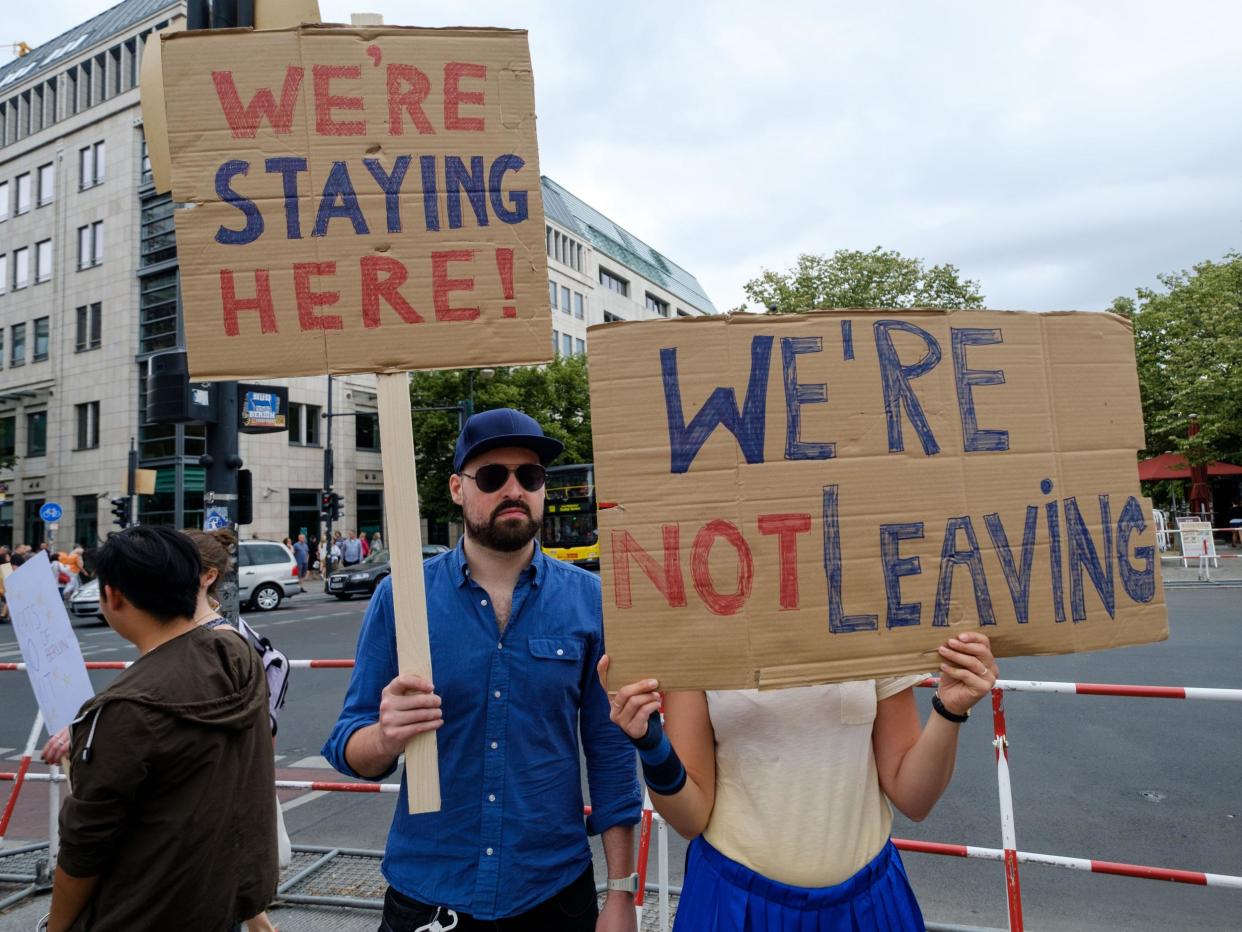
[39, 502, 63, 523]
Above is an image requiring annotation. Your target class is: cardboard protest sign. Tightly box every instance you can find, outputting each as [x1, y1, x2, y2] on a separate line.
[8, 553, 94, 733]
[591, 310, 1168, 691]
[158, 24, 550, 380]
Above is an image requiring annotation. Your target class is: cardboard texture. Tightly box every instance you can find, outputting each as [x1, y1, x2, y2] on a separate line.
[590, 309, 1169, 691]
[156, 25, 551, 379]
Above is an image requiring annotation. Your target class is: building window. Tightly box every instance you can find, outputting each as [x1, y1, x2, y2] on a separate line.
[74, 494, 98, 548]
[677, 308, 692, 317]
[80, 141, 105, 189]
[13, 247, 28, 290]
[575, 338, 585, 356]
[10, 324, 25, 367]
[0, 417, 14, 458]
[561, 285, 571, 316]
[603, 310, 623, 323]
[25, 499, 45, 547]
[288, 489, 321, 542]
[355, 412, 380, 451]
[76, 303, 102, 351]
[561, 333, 572, 357]
[573, 292, 584, 320]
[15, 173, 31, 214]
[36, 162, 54, 206]
[139, 269, 178, 353]
[75, 401, 100, 450]
[0, 254, 6, 295]
[646, 293, 670, 317]
[140, 133, 152, 186]
[288, 403, 322, 445]
[357, 489, 384, 537]
[35, 239, 51, 283]
[78, 221, 104, 269]
[548, 279, 557, 310]
[600, 267, 629, 296]
[140, 193, 176, 266]
[26, 411, 46, 457]
[33, 317, 49, 362]
[552, 328, 559, 354]
[0, 180, 8, 220]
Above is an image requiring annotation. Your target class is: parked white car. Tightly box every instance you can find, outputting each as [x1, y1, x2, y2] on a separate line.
[67, 538, 302, 618]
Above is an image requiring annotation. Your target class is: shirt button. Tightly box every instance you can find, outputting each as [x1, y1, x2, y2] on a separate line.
[494, 690, 501, 699]
[481, 599, 488, 606]
[497, 642, 503, 650]
[486, 847, 493, 856]
[488, 793, 496, 802]
[491, 741, 498, 749]
[556, 648, 564, 656]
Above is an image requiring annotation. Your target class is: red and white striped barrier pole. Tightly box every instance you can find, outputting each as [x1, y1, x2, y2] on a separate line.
[991, 687, 1024, 932]
[0, 713, 42, 845]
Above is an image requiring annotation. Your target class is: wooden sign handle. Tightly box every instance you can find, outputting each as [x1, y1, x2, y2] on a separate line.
[376, 372, 440, 813]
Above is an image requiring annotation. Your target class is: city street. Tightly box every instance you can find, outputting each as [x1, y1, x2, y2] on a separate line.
[2, 586, 1240, 930]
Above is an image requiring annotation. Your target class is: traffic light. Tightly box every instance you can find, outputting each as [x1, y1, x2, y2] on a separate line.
[110, 496, 132, 529]
[321, 490, 342, 521]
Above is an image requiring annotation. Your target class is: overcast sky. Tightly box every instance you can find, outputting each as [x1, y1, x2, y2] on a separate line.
[7, 1, 1241, 312]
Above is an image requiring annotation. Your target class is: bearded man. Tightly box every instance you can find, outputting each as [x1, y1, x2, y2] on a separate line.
[324, 408, 642, 932]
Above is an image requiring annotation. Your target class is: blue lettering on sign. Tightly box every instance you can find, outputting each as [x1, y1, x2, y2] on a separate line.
[1045, 497, 1066, 622]
[419, 155, 440, 232]
[984, 506, 1038, 624]
[1116, 495, 1156, 603]
[445, 155, 488, 229]
[364, 156, 412, 234]
[880, 522, 924, 628]
[781, 336, 834, 461]
[313, 161, 370, 237]
[951, 327, 1010, 453]
[215, 160, 263, 245]
[874, 320, 942, 456]
[840, 320, 854, 361]
[489, 154, 529, 224]
[661, 336, 773, 474]
[1065, 494, 1115, 621]
[823, 484, 878, 633]
[932, 516, 996, 627]
[265, 157, 308, 239]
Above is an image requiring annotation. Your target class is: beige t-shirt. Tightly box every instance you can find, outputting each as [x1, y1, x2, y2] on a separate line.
[702, 674, 925, 888]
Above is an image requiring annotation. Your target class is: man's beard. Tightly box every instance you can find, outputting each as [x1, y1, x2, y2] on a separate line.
[466, 499, 541, 553]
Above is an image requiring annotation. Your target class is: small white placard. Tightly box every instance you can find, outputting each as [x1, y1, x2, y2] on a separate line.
[8, 552, 95, 733]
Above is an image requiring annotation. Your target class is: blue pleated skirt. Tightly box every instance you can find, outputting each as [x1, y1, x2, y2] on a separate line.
[673, 836, 925, 932]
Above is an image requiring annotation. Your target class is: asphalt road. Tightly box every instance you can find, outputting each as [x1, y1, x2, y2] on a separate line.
[1, 586, 1239, 930]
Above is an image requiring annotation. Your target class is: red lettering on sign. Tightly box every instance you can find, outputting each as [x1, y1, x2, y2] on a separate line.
[294, 262, 344, 330]
[431, 250, 480, 321]
[360, 256, 424, 328]
[212, 68, 304, 138]
[313, 64, 365, 136]
[386, 64, 434, 135]
[757, 513, 812, 610]
[220, 269, 278, 336]
[612, 527, 687, 610]
[691, 520, 754, 616]
[443, 62, 487, 131]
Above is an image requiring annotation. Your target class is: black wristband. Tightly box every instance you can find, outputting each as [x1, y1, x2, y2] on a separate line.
[932, 693, 970, 723]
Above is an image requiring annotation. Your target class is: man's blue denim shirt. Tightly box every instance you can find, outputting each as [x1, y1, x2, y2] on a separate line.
[322, 542, 641, 919]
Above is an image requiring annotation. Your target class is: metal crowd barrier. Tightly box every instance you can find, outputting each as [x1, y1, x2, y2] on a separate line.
[2, 661, 1241, 931]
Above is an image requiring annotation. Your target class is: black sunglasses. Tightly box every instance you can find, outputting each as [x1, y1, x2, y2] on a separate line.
[460, 463, 547, 494]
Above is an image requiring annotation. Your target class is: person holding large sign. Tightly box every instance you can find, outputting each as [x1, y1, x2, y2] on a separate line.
[47, 527, 277, 932]
[323, 409, 642, 931]
[603, 631, 997, 931]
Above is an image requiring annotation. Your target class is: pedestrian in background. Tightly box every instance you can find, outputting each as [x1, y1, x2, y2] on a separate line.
[47, 526, 276, 932]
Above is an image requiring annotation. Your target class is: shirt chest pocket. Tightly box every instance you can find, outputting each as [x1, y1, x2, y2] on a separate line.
[838, 680, 878, 725]
[525, 637, 586, 703]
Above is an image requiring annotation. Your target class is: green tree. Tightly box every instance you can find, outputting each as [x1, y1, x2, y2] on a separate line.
[1117, 251, 1242, 464]
[408, 355, 593, 524]
[742, 247, 985, 313]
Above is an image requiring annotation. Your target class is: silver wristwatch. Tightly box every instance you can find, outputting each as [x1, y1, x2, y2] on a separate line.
[606, 871, 641, 894]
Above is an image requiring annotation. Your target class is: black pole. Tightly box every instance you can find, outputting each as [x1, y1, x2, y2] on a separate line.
[127, 438, 138, 527]
[323, 374, 334, 588]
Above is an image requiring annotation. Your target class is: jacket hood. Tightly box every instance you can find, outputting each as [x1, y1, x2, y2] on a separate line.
[74, 627, 267, 762]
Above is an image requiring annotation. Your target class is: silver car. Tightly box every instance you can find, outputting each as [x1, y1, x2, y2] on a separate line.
[238, 539, 302, 611]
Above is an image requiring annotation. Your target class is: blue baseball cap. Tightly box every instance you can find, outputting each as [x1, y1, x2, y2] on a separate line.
[453, 408, 565, 473]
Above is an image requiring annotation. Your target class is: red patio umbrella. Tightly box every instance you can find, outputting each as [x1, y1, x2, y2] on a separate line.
[1136, 452, 1242, 482]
